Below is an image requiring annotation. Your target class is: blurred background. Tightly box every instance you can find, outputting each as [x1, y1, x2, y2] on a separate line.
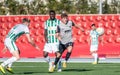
[0, 0, 120, 15]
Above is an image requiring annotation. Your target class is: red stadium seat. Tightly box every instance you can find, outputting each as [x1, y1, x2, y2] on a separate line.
[1, 17, 6, 22]
[34, 23, 40, 29]
[7, 17, 13, 23]
[35, 30, 40, 36]
[35, 37, 41, 43]
[110, 16, 115, 21]
[84, 30, 90, 35]
[7, 23, 13, 29]
[111, 22, 116, 28]
[113, 30, 118, 35]
[104, 22, 109, 28]
[115, 37, 120, 43]
[117, 16, 120, 21]
[21, 38, 27, 43]
[103, 16, 108, 22]
[81, 16, 87, 22]
[13, 17, 20, 22]
[34, 16, 40, 22]
[75, 16, 81, 22]
[96, 16, 102, 22]
[1, 31, 6, 36]
[40, 16, 48, 22]
[88, 16, 94, 22]
[106, 29, 112, 35]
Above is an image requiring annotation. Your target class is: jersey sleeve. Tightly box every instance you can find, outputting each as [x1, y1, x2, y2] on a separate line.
[24, 26, 30, 34]
[90, 30, 92, 36]
[72, 21, 75, 26]
[56, 26, 60, 33]
[44, 21, 47, 29]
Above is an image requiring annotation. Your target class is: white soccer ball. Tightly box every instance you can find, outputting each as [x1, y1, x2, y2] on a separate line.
[96, 27, 104, 35]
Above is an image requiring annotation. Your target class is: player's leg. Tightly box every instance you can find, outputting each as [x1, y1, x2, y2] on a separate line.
[90, 45, 98, 64]
[43, 43, 52, 71]
[49, 44, 65, 72]
[57, 58, 62, 72]
[6, 49, 20, 74]
[0, 39, 19, 74]
[1, 50, 19, 74]
[55, 52, 62, 72]
[91, 51, 98, 64]
[53, 43, 62, 72]
[63, 42, 73, 68]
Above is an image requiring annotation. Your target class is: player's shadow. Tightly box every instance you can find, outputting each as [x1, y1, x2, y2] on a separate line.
[13, 71, 50, 74]
[63, 68, 93, 72]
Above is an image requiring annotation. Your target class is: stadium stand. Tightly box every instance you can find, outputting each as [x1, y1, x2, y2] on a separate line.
[0, 15, 120, 58]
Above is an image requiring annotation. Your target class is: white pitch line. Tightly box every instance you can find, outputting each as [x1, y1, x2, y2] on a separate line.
[12, 65, 120, 68]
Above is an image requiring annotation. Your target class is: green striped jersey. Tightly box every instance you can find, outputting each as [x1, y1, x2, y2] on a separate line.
[90, 30, 99, 45]
[44, 18, 60, 43]
[6, 24, 30, 41]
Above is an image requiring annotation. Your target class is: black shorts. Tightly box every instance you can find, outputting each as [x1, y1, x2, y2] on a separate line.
[59, 42, 74, 54]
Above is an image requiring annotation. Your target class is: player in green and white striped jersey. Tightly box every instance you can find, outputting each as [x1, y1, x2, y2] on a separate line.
[0, 18, 39, 74]
[43, 10, 62, 72]
[89, 24, 103, 64]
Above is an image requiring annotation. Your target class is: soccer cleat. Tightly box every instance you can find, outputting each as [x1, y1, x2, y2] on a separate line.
[92, 62, 97, 64]
[0, 65, 6, 74]
[49, 65, 55, 72]
[49, 63, 52, 72]
[57, 69, 62, 72]
[97, 58, 99, 64]
[6, 67, 14, 74]
[63, 61, 67, 68]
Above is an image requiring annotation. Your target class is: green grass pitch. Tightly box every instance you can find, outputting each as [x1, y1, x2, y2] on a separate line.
[1, 62, 120, 75]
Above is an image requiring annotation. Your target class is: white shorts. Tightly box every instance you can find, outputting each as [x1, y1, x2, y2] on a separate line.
[4, 38, 18, 53]
[43, 43, 59, 53]
[90, 45, 98, 52]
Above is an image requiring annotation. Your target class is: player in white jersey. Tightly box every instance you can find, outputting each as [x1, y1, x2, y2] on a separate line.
[0, 18, 39, 74]
[43, 10, 61, 72]
[89, 24, 103, 64]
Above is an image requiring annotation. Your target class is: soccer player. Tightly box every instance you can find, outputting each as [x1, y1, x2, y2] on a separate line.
[0, 18, 39, 74]
[43, 10, 62, 72]
[89, 24, 103, 64]
[49, 13, 84, 72]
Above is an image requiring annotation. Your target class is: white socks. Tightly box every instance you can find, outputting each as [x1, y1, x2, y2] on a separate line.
[92, 53, 98, 62]
[45, 56, 51, 64]
[1, 57, 17, 67]
[7, 63, 13, 68]
[58, 58, 62, 69]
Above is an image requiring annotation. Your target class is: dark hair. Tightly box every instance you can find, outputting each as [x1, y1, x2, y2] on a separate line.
[49, 10, 56, 15]
[61, 13, 68, 18]
[22, 18, 30, 23]
[91, 24, 95, 27]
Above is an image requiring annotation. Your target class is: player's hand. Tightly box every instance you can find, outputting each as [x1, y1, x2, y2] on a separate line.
[80, 28, 84, 32]
[35, 45, 40, 50]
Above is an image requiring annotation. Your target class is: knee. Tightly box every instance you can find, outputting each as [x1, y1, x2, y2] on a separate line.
[56, 53, 61, 58]
[43, 51, 48, 58]
[16, 56, 20, 60]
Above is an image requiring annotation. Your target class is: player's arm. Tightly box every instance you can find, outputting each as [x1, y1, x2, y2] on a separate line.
[88, 36, 91, 45]
[2, 46, 7, 54]
[72, 21, 84, 32]
[25, 34, 40, 50]
[55, 26, 61, 41]
[99, 35, 104, 46]
[44, 29, 48, 43]
[44, 22, 48, 43]
[88, 31, 92, 45]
